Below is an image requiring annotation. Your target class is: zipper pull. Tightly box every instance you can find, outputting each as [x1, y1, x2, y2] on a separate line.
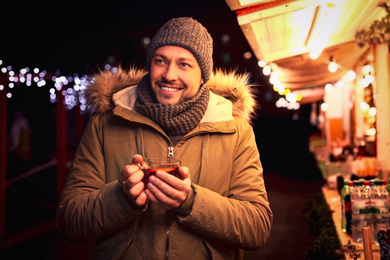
[168, 146, 174, 158]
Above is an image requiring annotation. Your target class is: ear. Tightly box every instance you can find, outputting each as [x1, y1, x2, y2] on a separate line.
[201, 78, 204, 85]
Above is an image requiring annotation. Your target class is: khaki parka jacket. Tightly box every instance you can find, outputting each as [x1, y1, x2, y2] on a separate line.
[56, 68, 273, 260]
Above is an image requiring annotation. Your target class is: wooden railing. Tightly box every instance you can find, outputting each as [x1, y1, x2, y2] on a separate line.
[0, 73, 80, 249]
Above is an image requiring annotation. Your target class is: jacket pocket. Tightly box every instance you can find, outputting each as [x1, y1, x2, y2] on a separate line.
[118, 236, 134, 259]
[185, 240, 211, 260]
[202, 240, 238, 260]
[120, 236, 144, 259]
[94, 228, 137, 259]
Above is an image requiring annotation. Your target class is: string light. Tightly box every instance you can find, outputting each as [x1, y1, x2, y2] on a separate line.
[328, 62, 338, 73]
[262, 65, 271, 76]
[320, 102, 328, 112]
[325, 83, 333, 91]
[347, 70, 356, 80]
[0, 58, 117, 113]
[328, 56, 338, 73]
[361, 74, 374, 87]
[275, 97, 300, 110]
[257, 60, 266, 68]
[360, 101, 370, 113]
[368, 107, 377, 117]
[259, 60, 299, 110]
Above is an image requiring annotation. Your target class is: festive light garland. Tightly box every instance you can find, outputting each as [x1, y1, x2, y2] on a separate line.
[257, 59, 302, 110]
[257, 55, 360, 111]
[354, 2, 387, 138]
[355, 2, 390, 47]
[0, 59, 120, 113]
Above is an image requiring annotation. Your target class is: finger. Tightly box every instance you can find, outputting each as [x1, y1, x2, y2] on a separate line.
[125, 170, 144, 188]
[119, 164, 141, 182]
[149, 174, 189, 205]
[155, 170, 178, 185]
[177, 167, 189, 179]
[144, 188, 156, 203]
[146, 182, 180, 209]
[119, 165, 132, 183]
[155, 171, 187, 191]
[132, 154, 144, 164]
[128, 181, 145, 198]
[135, 192, 149, 206]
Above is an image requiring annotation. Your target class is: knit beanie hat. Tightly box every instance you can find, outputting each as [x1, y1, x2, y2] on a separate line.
[146, 17, 213, 83]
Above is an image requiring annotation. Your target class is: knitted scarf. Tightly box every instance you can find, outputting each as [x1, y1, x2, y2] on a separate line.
[135, 74, 210, 145]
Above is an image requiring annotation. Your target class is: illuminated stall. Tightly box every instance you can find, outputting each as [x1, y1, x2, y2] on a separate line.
[225, 0, 390, 178]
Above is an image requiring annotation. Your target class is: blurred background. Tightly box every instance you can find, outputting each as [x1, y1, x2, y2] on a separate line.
[0, 0, 349, 259]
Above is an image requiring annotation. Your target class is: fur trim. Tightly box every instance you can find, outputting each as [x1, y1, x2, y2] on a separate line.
[85, 67, 147, 113]
[207, 69, 257, 124]
[85, 66, 257, 123]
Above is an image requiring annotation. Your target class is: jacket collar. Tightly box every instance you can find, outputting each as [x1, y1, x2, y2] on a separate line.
[112, 85, 234, 124]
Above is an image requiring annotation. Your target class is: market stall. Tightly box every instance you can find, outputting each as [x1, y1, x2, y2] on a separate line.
[226, 0, 390, 258]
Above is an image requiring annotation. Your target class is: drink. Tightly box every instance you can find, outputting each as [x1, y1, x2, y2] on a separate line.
[141, 158, 181, 187]
[371, 179, 389, 242]
[142, 167, 180, 185]
[341, 180, 353, 234]
[351, 180, 372, 244]
[145, 167, 179, 176]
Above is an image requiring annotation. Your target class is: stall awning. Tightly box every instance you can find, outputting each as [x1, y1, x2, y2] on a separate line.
[226, 0, 386, 103]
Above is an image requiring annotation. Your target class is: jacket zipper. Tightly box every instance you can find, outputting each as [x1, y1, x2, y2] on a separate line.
[168, 146, 174, 158]
[165, 146, 174, 260]
[165, 212, 171, 260]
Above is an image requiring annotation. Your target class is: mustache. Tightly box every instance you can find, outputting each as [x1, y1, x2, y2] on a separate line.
[156, 78, 185, 89]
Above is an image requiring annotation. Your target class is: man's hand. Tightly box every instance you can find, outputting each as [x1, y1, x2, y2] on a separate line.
[118, 154, 149, 208]
[144, 166, 191, 210]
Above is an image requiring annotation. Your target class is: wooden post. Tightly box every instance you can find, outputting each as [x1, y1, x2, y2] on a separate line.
[0, 74, 7, 238]
[75, 105, 84, 145]
[374, 44, 390, 175]
[362, 226, 373, 260]
[56, 89, 67, 201]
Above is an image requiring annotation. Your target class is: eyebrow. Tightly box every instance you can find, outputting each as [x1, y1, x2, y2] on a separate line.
[154, 53, 197, 64]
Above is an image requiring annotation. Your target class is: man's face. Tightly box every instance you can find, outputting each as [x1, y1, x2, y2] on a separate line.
[150, 46, 204, 105]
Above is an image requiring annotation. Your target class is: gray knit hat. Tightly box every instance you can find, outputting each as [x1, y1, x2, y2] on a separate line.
[146, 17, 213, 83]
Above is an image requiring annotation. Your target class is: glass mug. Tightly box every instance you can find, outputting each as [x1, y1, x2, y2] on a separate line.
[140, 158, 181, 187]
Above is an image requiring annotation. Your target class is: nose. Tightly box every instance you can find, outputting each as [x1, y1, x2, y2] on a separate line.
[163, 64, 178, 82]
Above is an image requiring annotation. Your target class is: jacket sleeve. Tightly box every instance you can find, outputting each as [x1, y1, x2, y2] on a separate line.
[177, 121, 273, 250]
[56, 114, 146, 242]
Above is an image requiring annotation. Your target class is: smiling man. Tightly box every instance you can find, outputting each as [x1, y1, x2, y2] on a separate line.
[56, 17, 273, 259]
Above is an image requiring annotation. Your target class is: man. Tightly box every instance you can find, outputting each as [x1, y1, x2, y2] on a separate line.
[56, 17, 273, 259]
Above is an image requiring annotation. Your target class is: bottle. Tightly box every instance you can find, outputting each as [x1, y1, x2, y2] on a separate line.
[341, 180, 352, 233]
[371, 179, 389, 243]
[351, 180, 372, 244]
[387, 178, 390, 193]
[346, 181, 353, 235]
[387, 178, 390, 211]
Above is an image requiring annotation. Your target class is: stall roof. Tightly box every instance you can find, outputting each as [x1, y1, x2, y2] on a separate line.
[225, 0, 386, 103]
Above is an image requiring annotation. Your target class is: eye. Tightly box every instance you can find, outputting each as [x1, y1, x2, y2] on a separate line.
[155, 59, 165, 64]
[180, 62, 191, 68]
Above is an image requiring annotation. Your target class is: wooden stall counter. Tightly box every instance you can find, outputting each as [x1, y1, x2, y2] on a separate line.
[322, 186, 380, 260]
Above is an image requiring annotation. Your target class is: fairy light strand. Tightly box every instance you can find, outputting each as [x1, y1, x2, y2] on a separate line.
[0, 59, 118, 113]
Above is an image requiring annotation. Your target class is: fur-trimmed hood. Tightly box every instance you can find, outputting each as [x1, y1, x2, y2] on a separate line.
[85, 67, 257, 123]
